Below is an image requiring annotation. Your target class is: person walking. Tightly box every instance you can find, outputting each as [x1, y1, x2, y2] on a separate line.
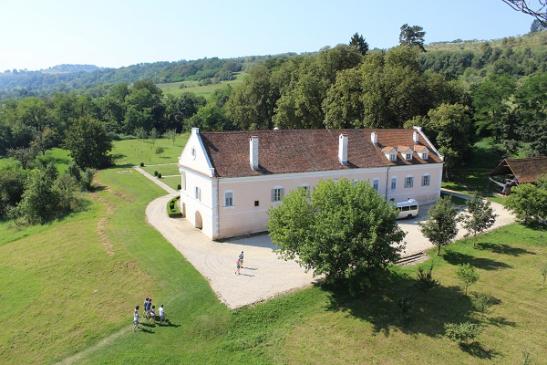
[235, 258, 241, 275]
[239, 251, 245, 268]
[133, 305, 140, 331]
[159, 304, 165, 323]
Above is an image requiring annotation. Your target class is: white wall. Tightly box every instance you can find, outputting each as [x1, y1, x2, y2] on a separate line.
[215, 163, 443, 239]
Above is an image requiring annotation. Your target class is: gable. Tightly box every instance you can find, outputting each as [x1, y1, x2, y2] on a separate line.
[179, 128, 214, 177]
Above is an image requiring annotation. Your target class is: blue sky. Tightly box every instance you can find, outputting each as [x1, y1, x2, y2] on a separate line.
[0, 0, 537, 71]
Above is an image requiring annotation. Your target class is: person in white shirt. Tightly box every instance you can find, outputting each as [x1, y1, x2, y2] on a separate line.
[133, 305, 140, 331]
[159, 304, 165, 323]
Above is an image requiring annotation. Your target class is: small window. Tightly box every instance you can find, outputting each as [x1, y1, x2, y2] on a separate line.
[195, 186, 201, 200]
[272, 187, 283, 202]
[391, 177, 397, 191]
[402, 206, 410, 211]
[422, 175, 430, 186]
[372, 179, 379, 191]
[390, 153, 396, 161]
[224, 191, 233, 207]
[404, 176, 414, 189]
[421, 152, 428, 160]
[191, 147, 197, 160]
[254, 200, 259, 207]
[410, 205, 418, 210]
[405, 152, 412, 160]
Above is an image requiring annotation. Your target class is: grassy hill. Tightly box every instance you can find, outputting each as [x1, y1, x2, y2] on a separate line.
[157, 72, 246, 99]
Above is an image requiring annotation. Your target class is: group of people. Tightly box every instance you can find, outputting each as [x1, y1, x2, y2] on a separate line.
[133, 297, 166, 331]
[235, 251, 244, 275]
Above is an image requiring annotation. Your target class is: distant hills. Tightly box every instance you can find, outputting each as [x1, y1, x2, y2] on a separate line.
[0, 31, 545, 99]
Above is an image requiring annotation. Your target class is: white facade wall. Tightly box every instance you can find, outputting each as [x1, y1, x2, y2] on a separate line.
[180, 168, 215, 238]
[215, 163, 443, 239]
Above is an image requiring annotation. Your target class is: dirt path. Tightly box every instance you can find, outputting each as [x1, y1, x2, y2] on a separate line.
[55, 326, 131, 365]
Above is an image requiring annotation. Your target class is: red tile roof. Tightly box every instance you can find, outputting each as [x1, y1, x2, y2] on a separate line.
[200, 128, 442, 178]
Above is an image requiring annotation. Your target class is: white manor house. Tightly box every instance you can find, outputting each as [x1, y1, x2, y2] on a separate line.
[178, 127, 444, 240]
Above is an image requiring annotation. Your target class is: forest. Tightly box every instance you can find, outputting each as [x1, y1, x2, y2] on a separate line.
[0, 27, 545, 173]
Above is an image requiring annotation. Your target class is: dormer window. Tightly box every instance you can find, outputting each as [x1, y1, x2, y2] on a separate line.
[405, 152, 412, 160]
[389, 153, 396, 161]
[421, 151, 428, 160]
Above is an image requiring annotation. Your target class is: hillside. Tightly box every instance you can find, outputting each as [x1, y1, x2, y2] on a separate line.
[0, 53, 295, 99]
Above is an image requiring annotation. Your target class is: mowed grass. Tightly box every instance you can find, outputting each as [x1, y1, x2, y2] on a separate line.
[142, 164, 180, 177]
[76, 223, 546, 365]
[111, 133, 188, 166]
[157, 72, 246, 99]
[2, 137, 546, 364]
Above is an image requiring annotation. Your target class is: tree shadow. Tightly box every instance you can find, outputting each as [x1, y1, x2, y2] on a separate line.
[478, 242, 535, 256]
[111, 153, 126, 162]
[443, 251, 512, 270]
[324, 271, 474, 337]
[486, 316, 516, 327]
[460, 342, 499, 359]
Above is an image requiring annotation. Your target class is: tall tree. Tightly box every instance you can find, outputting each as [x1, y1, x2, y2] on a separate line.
[65, 117, 112, 169]
[399, 24, 426, 51]
[349, 32, 369, 55]
[269, 179, 405, 289]
[420, 197, 460, 255]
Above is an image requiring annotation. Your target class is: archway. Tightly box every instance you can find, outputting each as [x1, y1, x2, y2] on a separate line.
[195, 211, 203, 230]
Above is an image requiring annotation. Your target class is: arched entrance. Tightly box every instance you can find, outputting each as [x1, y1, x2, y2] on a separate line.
[195, 211, 203, 229]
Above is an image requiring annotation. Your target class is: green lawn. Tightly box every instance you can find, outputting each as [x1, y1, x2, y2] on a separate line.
[1, 136, 546, 364]
[142, 164, 180, 177]
[157, 72, 246, 99]
[111, 133, 188, 166]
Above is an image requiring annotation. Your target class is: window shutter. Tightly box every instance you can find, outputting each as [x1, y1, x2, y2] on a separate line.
[280, 188, 284, 199]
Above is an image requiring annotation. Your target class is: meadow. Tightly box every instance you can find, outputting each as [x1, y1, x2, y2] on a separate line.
[0, 136, 545, 364]
[157, 72, 246, 99]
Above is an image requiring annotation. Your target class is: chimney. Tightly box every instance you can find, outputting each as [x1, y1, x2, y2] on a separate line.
[249, 136, 259, 170]
[413, 130, 419, 144]
[338, 134, 348, 165]
[370, 131, 378, 145]
[191, 127, 200, 136]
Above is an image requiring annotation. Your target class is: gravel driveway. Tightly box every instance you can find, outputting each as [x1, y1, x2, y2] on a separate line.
[146, 192, 514, 308]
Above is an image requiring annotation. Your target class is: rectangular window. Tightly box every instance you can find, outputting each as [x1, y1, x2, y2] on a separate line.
[406, 153, 412, 160]
[422, 175, 430, 186]
[372, 179, 379, 191]
[391, 177, 397, 191]
[195, 186, 201, 200]
[404, 176, 414, 189]
[271, 187, 283, 202]
[390, 153, 396, 161]
[224, 191, 233, 207]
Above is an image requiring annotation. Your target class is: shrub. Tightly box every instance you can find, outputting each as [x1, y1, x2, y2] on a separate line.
[140, 162, 144, 167]
[470, 292, 491, 313]
[154, 170, 158, 177]
[54, 174, 79, 213]
[80, 169, 95, 191]
[16, 164, 59, 224]
[167, 196, 182, 218]
[444, 322, 481, 344]
[158, 173, 162, 179]
[155, 146, 164, 154]
[177, 184, 182, 190]
[416, 264, 438, 291]
[457, 264, 479, 295]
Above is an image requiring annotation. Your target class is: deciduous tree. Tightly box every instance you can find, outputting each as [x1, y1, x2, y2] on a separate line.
[419, 197, 460, 255]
